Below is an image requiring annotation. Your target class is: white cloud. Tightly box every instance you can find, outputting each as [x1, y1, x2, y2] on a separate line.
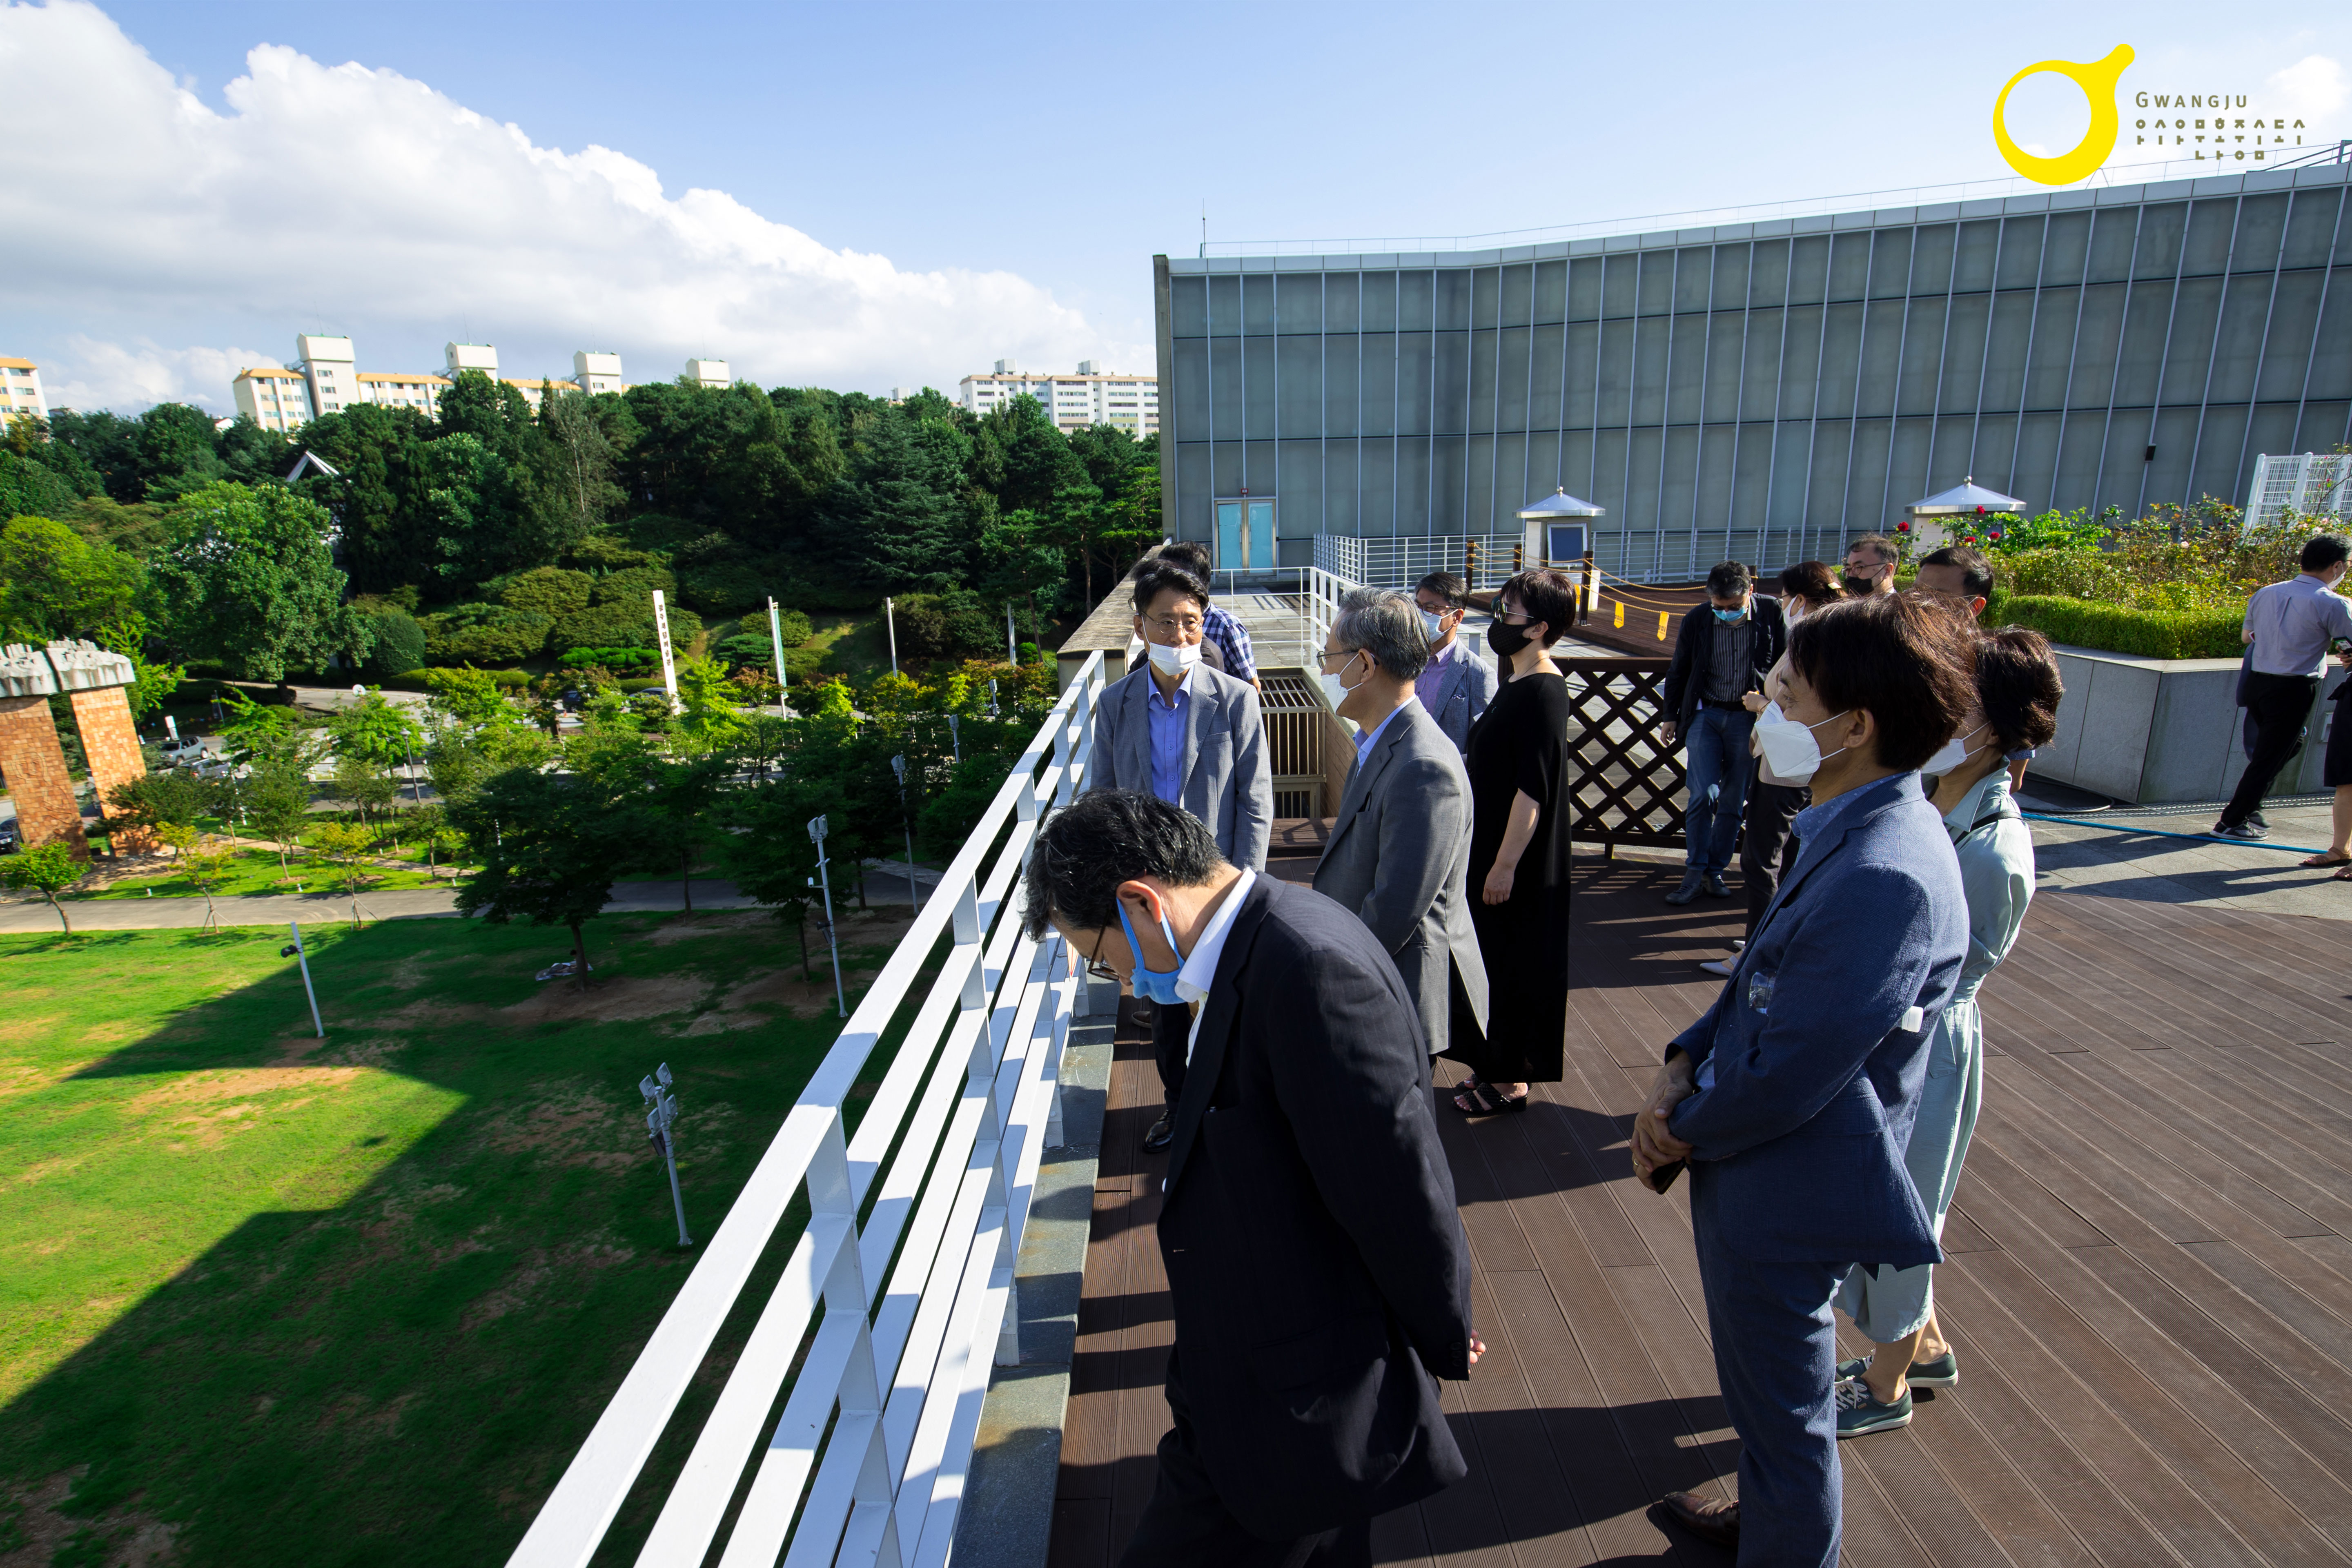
[0, 2, 1129, 409]
[42, 335, 274, 414]
[2267, 54, 2348, 120]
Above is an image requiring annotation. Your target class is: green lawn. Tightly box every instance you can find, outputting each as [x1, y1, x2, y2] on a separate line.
[73, 845, 461, 901]
[0, 906, 923, 1565]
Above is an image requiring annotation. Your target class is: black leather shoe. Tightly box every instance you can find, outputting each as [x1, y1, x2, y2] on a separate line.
[1656, 1490, 1740, 1548]
[1142, 1112, 1173, 1153]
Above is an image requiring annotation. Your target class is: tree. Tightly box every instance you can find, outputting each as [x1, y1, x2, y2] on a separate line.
[716, 774, 833, 977]
[152, 482, 368, 683]
[537, 389, 626, 546]
[305, 822, 376, 925]
[452, 767, 650, 989]
[672, 655, 747, 755]
[179, 833, 235, 931]
[814, 414, 964, 594]
[333, 754, 398, 826]
[104, 770, 214, 849]
[134, 404, 227, 501]
[0, 514, 146, 641]
[1, 842, 90, 933]
[326, 687, 421, 768]
[242, 760, 314, 877]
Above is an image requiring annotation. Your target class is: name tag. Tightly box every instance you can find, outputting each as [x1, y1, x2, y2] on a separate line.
[1900, 1005, 1924, 1033]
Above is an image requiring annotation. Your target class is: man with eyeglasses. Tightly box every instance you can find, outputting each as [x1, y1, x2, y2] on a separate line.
[1094, 558, 1274, 1152]
[1841, 535, 1900, 599]
[1410, 572, 1498, 755]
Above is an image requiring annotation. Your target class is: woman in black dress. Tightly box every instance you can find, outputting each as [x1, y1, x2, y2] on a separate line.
[1450, 568, 1575, 1114]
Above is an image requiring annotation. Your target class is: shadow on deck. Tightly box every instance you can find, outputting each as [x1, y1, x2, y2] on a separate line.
[1047, 855, 2352, 1566]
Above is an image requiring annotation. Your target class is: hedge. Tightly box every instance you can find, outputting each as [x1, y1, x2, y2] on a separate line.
[1988, 594, 2243, 659]
[379, 667, 532, 691]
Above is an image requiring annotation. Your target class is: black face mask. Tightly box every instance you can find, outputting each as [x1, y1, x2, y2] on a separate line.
[1487, 618, 1534, 658]
[1841, 574, 1880, 597]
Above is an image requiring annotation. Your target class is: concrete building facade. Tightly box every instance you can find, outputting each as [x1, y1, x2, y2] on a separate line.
[232, 367, 315, 433]
[685, 358, 730, 389]
[958, 360, 1160, 436]
[292, 334, 357, 418]
[575, 351, 626, 394]
[1, 357, 49, 423]
[1154, 161, 2352, 579]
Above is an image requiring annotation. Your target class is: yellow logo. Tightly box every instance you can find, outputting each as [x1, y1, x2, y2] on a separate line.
[1993, 45, 2135, 184]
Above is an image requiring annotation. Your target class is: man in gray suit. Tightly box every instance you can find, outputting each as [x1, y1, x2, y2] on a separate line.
[1313, 588, 1489, 1061]
[1412, 572, 1500, 754]
[1092, 558, 1274, 1149]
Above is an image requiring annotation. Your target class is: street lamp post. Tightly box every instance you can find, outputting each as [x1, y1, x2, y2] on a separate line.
[948, 713, 961, 763]
[767, 595, 790, 715]
[1006, 602, 1017, 666]
[639, 1063, 693, 1248]
[884, 596, 899, 677]
[890, 754, 920, 913]
[807, 814, 847, 1018]
[280, 921, 324, 1038]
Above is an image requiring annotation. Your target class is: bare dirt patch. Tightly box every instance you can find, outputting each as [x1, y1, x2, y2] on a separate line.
[461, 1234, 635, 1330]
[498, 973, 709, 1025]
[0, 1470, 178, 1568]
[479, 1081, 646, 1171]
[676, 965, 877, 1031]
[122, 1067, 365, 1114]
[641, 910, 773, 945]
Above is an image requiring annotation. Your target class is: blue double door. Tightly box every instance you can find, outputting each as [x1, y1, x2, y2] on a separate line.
[1214, 499, 1275, 574]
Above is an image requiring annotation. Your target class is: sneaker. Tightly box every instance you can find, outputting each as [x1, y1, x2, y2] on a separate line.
[1702, 874, 1731, 898]
[1664, 873, 1704, 906]
[1836, 1350, 1956, 1388]
[1835, 1376, 1913, 1438]
[2212, 818, 2270, 840]
[1699, 958, 1736, 977]
[2250, 810, 2270, 829]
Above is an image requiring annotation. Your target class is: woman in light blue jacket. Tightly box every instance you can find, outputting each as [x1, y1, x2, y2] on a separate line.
[1833, 624, 2064, 1437]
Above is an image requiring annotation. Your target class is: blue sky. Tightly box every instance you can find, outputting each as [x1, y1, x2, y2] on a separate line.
[4, 0, 2345, 411]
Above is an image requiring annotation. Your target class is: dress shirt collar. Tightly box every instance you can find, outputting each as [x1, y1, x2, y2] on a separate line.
[1146, 664, 1196, 710]
[1354, 698, 1410, 761]
[1174, 867, 1256, 1008]
[1792, 770, 1916, 844]
[1941, 768, 2011, 841]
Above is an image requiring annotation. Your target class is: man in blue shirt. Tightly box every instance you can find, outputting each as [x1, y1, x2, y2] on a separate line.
[1157, 541, 1257, 688]
[1410, 572, 1499, 755]
[2216, 533, 2352, 839]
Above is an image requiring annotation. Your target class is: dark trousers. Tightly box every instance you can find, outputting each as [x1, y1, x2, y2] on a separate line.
[1119, 1354, 1374, 1568]
[2224, 672, 2321, 825]
[1741, 780, 1807, 939]
[1148, 998, 1184, 1105]
[1690, 1167, 1845, 1568]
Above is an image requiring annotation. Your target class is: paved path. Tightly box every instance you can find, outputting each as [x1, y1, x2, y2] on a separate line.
[2018, 789, 2352, 923]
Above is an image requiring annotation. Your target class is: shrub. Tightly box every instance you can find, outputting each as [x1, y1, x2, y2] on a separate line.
[679, 559, 767, 616]
[550, 600, 700, 655]
[734, 608, 813, 647]
[558, 646, 658, 670]
[1989, 594, 2244, 659]
[892, 590, 998, 658]
[356, 606, 427, 679]
[419, 604, 553, 664]
[495, 566, 595, 619]
[590, 564, 678, 607]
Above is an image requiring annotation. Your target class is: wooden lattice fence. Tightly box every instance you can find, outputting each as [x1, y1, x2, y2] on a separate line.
[1560, 658, 1687, 851]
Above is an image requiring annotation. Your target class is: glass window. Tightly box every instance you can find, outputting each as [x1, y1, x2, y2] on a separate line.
[1711, 243, 1751, 311]
[1436, 269, 1472, 332]
[1532, 260, 1567, 325]
[2282, 189, 2343, 269]
[1528, 323, 1564, 430]
[2181, 201, 2236, 275]
[1804, 420, 1853, 536]
[1432, 332, 1469, 435]
[1886, 419, 1933, 514]
[1895, 297, 1944, 417]
[1324, 334, 1359, 438]
[1660, 427, 1701, 552]
[1361, 272, 1398, 332]
[2042, 212, 2091, 285]
[1675, 248, 1712, 312]
[1178, 442, 1212, 526]
[2255, 271, 2325, 402]
[1359, 333, 1397, 437]
[1242, 274, 1276, 335]
[1695, 424, 1737, 550]
[1748, 239, 1791, 307]
[1665, 314, 1706, 425]
[1173, 338, 1210, 438]
[1638, 251, 1676, 313]
[1277, 445, 1319, 532]
[1928, 414, 1976, 496]
[1399, 271, 1435, 331]
[1466, 433, 1495, 528]
[1496, 325, 1531, 431]
[1472, 266, 1499, 327]
[1826, 231, 1873, 301]
[1980, 292, 2036, 412]
[1275, 274, 1321, 333]
[1467, 329, 1497, 433]
[1395, 436, 1432, 531]
[2022, 285, 2079, 410]
[1995, 217, 2046, 290]
[2230, 194, 2288, 272]
[2068, 282, 2127, 408]
[1867, 229, 1912, 299]
[2132, 203, 2187, 280]
[2158, 277, 2223, 404]
[1703, 314, 1745, 423]
[1524, 430, 1562, 503]
[1853, 299, 1904, 418]
[1500, 263, 1532, 327]
[1567, 256, 1603, 321]
[1625, 427, 1665, 544]
[1278, 336, 1321, 437]
[2187, 404, 2247, 506]
[1209, 336, 1243, 435]
[1595, 252, 1637, 318]
[1323, 438, 1359, 534]
[1207, 274, 1240, 334]
[1778, 305, 1824, 421]
[2054, 410, 2109, 510]
[1359, 439, 1396, 535]
[1171, 275, 1208, 336]
[1740, 307, 1785, 416]
[2296, 402, 2351, 452]
[1630, 316, 1668, 425]
[1787, 235, 1831, 305]
[2201, 274, 2269, 404]
[1243, 341, 1275, 438]
[2311, 289, 2352, 400]
[2008, 411, 2061, 502]
[2085, 209, 2137, 284]
[1815, 301, 1866, 419]
[1244, 440, 1278, 497]
[1564, 321, 1600, 428]
[1431, 436, 1467, 531]
[1908, 225, 1956, 297]
[1325, 272, 1361, 333]
[1396, 332, 1434, 435]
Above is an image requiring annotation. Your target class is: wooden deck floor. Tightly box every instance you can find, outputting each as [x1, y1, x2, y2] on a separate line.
[1048, 857, 2352, 1567]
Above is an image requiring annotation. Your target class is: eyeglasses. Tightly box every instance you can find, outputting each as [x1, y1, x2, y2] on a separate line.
[1496, 601, 1536, 625]
[1144, 613, 1204, 637]
[1081, 927, 1118, 982]
[1317, 648, 1363, 670]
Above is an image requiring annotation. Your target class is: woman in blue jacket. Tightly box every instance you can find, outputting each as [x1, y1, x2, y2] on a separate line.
[1630, 592, 1976, 1566]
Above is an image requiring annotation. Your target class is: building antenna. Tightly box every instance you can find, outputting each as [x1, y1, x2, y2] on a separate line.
[1200, 202, 1207, 259]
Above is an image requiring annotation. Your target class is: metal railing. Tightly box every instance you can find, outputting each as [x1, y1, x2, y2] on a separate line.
[506, 652, 1110, 1568]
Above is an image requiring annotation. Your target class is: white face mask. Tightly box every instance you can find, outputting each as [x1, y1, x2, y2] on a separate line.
[1753, 700, 1853, 784]
[1147, 639, 1199, 677]
[1419, 608, 1448, 641]
[1922, 721, 1989, 778]
[1319, 650, 1365, 710]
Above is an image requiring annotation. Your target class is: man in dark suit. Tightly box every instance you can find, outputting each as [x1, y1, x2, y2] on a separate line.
[1660, 562, 1788, 905]
[1633, 593, 1973, 1566]
[1024, 790, 1481, 1567]
[1312, 587, 1487, 1060]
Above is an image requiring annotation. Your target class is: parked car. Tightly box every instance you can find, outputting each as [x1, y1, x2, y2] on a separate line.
[0, 820, 18, 853]
[158, 736, 207, 767]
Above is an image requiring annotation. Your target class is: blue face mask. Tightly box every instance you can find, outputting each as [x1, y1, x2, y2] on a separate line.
[1713, 605, 1748, 624]
[1116, 896, 1187, 1004]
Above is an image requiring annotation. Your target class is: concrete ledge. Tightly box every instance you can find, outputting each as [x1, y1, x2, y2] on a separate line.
[951, 982, 1114, 1568]
[2031, 643, 2346, 805]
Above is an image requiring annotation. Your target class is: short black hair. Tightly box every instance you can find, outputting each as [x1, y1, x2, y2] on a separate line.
[1131, 560, 1209, 617]
[1846, 534, 1897, 565]
[2301, 534, 2350, 573]
[1786, 592, 1977, 772]
[1499, 568, 1577, 648]
[1022, 790, 1225, 940]
[1705, 561, 1752, 599]
[1158, 540, 1215, 577]
[1918, 545, 1995, 600]
[1415, 571, 1470, 609]
[1976, 626, 2064, 753]
[1779, 561, 1845, 608]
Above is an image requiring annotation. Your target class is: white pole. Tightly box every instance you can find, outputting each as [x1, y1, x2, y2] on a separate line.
[884, 596, 898, 677]
[1006, 602, 1018, 666]
[652, 588, 681, 713]
[288, 921, 323, 1038]
[891, 755, 920, 913]
[766, 596, 789, 713]
[809, 815, 847, 1018]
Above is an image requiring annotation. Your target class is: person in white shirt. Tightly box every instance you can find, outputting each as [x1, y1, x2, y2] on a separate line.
[2217, 534, 2352, 840]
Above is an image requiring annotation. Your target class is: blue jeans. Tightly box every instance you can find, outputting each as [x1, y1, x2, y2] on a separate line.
[1683, 705, 1755, 876]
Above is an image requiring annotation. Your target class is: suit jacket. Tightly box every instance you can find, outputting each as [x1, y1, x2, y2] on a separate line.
[1092, 664, 1272, 870]
[1665, 771, 1968, 1269]
[1420, 639, 1499, 754]
[1311, 701, 1488, 1056]
[1661, 593, 1788, 733]
[1154, 877, 1474, 1537]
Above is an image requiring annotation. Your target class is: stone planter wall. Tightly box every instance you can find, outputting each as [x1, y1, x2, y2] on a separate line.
[2032, 645, 2347, 805]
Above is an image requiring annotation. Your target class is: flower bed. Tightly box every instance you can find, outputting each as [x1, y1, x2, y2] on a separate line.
[1986, 593, 2243, 659]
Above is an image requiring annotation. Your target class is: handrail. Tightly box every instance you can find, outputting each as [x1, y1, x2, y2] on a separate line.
[506, 651, 1109, 1568]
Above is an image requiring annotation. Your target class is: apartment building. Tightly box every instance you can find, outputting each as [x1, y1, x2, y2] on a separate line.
[232, 367, 314, 433]
[957, 359, 1159, 436]
[292, 334, 357, 416]
[357, 371, 449, 416]
[0, 358, 49, 423]
[686, 358, 730, 389]
[575, 351, 625, 394]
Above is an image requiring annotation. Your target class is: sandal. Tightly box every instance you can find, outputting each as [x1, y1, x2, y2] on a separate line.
[1450, 1076, 1530, 1115]
[2333, 863, 2352, 882]
[2301, 851, 2352, 867]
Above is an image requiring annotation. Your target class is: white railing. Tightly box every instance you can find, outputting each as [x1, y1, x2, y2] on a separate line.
[1303, 565, 1358, 665]
[1312, 533, 1532, 592]
[507, 651, 1109, 1568]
